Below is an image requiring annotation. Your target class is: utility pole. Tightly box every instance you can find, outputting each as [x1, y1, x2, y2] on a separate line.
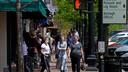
[16, 0, 24, 72]
[86, 0, 97, 71]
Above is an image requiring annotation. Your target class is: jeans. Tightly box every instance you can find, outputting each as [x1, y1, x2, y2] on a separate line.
[24, 55, 29, 72]
[24, 55, 34, 72]
[41, 55, 50, 72]
[71, 56, 81, 72]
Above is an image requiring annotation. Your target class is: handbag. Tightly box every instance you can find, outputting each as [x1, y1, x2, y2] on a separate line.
[80, 58, 86, 71]
[80, 64, 86, 70]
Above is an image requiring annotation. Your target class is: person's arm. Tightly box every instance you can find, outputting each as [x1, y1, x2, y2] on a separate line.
[67, 47, 71, 58]
[81, 48, 84, 59]
[61, 41, 67, 50]
[80, 43, 84, 60]
[41, 48, 44, 55]
[57, 41, 67, 50]
[57, 42, 61, 50]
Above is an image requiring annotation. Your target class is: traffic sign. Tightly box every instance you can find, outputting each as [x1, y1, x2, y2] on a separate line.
[103, 0, 126, 24]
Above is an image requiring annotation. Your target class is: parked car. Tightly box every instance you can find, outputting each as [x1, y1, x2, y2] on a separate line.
[109, 37, 128, 47]
[110, 30, 128, 36]
[108, 45, 122, 56]
[108, 37, 128, 56]
[109, 32, 128, 42]
[115, 45, 128, 56]
[114, 45, 128, 70]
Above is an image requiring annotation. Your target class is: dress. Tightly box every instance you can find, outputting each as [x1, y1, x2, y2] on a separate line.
[57, 41, 68, 72]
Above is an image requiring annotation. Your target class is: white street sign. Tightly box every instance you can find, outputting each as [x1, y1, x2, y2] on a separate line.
[98, 41, 105, 53]
[103, 0, 126, 24]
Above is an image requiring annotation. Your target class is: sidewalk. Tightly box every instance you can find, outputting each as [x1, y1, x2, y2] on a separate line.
[50, 62, 98, 72]
[33, 57, 98, 72]
[48, 56, 98, 72]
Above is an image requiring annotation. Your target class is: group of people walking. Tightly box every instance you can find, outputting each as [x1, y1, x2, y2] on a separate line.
[22, 29, 85, 72]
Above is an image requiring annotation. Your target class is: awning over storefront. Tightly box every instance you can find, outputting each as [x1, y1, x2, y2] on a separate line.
[0, 0, 48, 17]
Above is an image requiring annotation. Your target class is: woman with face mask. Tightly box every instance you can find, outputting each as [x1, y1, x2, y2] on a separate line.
[41, 37, 51, 72]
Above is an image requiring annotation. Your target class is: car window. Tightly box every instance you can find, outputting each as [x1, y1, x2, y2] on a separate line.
[111, 37, 119, 42]
[118, 39, 128, 45]
[116, 34, 125, 36]
[116, 38, 126, 42]
[123, 40, 128, 44]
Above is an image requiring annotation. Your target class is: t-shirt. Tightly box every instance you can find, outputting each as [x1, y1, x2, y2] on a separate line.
[41, 43, 50, 54]
[70, 42, 83, 57]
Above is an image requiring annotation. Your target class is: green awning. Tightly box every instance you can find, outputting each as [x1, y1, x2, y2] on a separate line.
[0, 0, 47, 17]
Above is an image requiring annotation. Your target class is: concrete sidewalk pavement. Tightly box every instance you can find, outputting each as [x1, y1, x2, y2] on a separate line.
[33, 62, 98, 72]
[49, 62, 98, 72]
[33, 55, 99, 72]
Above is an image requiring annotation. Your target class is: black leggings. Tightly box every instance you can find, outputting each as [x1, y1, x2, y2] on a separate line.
[41, 55, 50, 72]
[71, 57, 81, 72]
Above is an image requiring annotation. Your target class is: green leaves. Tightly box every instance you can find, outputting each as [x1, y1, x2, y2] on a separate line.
[109, 24, 125, 33]
[54, 0, 80, 32]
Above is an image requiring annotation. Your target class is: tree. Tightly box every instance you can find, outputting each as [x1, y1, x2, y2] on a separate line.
[54, 0, 81, 33]
[54, 0, 126, 35]
[109, 24, 125, 33]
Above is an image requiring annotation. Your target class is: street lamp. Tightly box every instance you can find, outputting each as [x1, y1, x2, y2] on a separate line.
[86, 0, 98, 71]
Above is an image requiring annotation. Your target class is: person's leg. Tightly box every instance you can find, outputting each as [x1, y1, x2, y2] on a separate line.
[41, 67, 45, 72]
[41, 55, 46, 72]
[56, 58, 59, 69]
[61, 57, 66, 71]
[24, 55, 28, 72]
[71, 57, 76, 72]
[41, 60, 46, 72]
[76, 57, 81, 72]
[63, 59, 67, 72]
[45, 56, 51, 72]
[55, 51, 59, 68]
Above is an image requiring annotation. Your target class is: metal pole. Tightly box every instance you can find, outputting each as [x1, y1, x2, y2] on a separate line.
[16, 0, 24, 72]
[86, 0, 97, 71]
[97, 0, 103, 42]
[83, 11, 88, 63]
[79, 0, 88, 63]
[97, 0, 107, 72]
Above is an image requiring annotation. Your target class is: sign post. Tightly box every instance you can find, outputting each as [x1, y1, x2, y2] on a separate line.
[103, 0, 126, 24]
[98, 41, 105, 53]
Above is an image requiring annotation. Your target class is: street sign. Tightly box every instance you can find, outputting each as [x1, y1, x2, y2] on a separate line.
[103, 0, 126, 24]
[98, 41, 105, 53]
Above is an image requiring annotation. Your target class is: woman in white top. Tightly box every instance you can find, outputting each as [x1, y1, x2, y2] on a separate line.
[41, 37, 51, 72]
[57, 35, 68, 72]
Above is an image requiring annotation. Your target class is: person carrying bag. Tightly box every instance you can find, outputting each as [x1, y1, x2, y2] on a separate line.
[70, 35, 84, 72]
